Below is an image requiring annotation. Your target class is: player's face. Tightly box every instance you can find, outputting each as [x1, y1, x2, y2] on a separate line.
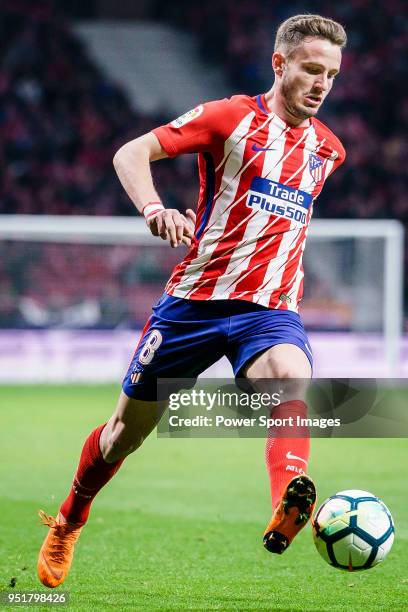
[279, 38, 341, 120]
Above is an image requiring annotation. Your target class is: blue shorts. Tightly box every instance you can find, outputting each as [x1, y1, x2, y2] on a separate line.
[122, 293, 312, 401]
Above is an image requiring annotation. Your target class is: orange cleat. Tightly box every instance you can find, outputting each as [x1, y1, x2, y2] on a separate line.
[263, 474, 316, 554]
[37, 511, 83, 588]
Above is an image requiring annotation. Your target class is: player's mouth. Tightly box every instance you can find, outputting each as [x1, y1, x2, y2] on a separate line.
[304, 94, 322, 107]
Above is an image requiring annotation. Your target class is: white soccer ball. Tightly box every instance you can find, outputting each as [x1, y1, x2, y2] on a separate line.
[312, 489, 394, 571]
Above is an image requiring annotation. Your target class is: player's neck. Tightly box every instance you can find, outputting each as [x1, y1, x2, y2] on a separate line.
[264, 88, 311, 128]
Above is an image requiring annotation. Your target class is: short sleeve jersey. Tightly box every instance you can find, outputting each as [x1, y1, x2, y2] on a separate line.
[153, 94, 345, 311]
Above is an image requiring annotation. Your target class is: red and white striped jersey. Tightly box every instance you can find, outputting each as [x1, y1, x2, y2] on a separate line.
[152, 93, 345, 311]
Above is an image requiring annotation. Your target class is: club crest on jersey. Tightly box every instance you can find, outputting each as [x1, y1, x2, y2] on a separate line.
[309, 153, 324, 182]
[130, 371, 143, 384]
[246, 177, 312, 227]
[131, 363, 144, 384]
[171, 105, 204, 128]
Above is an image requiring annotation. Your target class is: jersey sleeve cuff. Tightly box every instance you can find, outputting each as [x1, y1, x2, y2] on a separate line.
[152, 127, 178, 157]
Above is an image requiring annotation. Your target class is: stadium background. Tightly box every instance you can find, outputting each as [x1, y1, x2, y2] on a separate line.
[0, 2, 407, 609]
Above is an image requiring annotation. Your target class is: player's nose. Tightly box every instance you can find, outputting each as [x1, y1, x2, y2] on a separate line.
[314, 74, 329, 92]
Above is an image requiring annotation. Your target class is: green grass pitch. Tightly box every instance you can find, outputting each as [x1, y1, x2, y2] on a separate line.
[0, 385, 407, 611]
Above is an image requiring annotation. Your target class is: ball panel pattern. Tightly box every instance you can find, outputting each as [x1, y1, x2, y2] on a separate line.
[312, 490, 395, 571]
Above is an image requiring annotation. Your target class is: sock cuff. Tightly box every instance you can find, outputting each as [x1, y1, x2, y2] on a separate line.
[272, 399, 307, 418]
[90, 423, 107, 462]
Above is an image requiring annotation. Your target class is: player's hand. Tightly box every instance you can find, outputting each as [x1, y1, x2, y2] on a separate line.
[148, 208, 196, 248]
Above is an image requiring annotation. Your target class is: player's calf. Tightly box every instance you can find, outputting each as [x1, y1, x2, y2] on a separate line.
[100, 417, 145, 462]
[100, 393, 167, 462]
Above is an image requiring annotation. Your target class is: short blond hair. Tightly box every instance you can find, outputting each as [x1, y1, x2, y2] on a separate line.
[275, 14, 347, 57]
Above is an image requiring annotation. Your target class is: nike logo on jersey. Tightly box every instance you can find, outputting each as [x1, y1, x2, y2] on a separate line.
[286, 451, 307, 465]
[251, 143, 277, 152]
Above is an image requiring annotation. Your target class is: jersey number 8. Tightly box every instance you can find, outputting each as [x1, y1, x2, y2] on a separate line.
[139, 329, 163, 365]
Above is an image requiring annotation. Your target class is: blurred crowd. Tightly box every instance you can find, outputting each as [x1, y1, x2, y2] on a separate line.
[1, 0, 407, 328]
[0, 1, 200, 328]
[0, 0, 197, 217]
[0, 241, 181, 328]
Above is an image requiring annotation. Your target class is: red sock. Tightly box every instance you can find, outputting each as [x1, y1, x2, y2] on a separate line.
[59, 424, 124, 525]
[265, 400, 310, 509]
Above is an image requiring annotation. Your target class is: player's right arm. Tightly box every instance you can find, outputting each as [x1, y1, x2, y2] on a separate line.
[113, 132, 195, 248]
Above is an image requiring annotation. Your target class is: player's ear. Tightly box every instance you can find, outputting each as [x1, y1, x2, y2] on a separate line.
[272, 52, 286, 77]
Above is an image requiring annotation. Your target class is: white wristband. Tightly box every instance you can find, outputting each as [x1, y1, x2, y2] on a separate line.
[143, 203, 165, 222]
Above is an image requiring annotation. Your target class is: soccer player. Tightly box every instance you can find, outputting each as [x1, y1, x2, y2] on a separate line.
[38, 14, 347, 587]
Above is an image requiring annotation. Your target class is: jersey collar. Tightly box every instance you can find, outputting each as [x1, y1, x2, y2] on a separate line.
[257, 92, 313, 131]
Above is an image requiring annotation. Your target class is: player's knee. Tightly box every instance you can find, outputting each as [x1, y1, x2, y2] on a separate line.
[247, 358, 309, 399]
[270, 363, 300, 379]
[249, 359, 300, 380]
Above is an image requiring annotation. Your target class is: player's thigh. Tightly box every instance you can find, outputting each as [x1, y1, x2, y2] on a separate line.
[243, 343, 312, 398]
[100, 390, 167, 461]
